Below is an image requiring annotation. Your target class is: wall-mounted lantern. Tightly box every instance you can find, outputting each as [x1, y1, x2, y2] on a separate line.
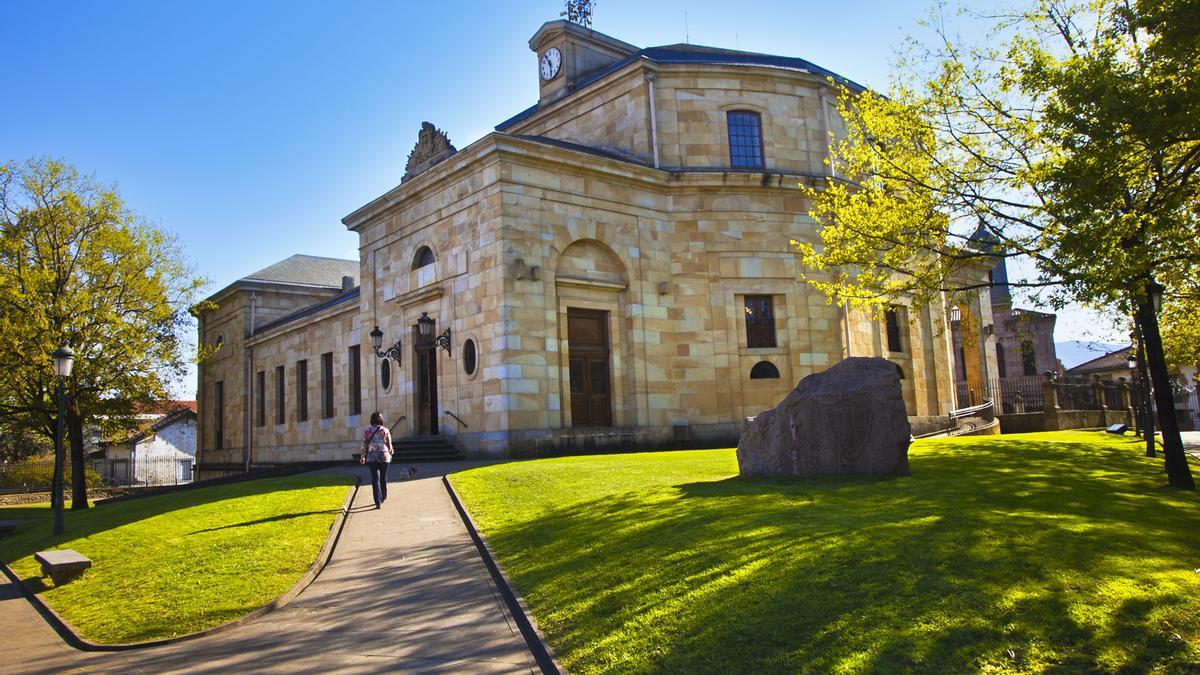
[370, 325, 402, 365]
[417, 312, 451, 356]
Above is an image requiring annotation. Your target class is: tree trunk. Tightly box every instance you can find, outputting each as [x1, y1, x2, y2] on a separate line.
[1138, 300, 1195, 490]
[67, 400, 90, 509]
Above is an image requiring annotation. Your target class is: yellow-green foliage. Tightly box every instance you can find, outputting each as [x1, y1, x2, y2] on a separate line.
[796, 0, 1200, 316]
[453, 432, 1200, 673]
[0, 473, 352, 643]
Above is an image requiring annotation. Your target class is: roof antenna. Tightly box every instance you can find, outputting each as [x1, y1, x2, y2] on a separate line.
[684, 11, 690, 44]
[735, 33, 740, 50]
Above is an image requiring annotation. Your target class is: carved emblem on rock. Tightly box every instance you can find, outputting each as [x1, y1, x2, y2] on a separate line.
[403, 122, 457, 183]
[737, 357, 911, 478]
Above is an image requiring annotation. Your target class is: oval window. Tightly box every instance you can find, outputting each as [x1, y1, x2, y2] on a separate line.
[380, 359, 392, 390]
[463, 339, 477, 376]
[749, 361, 780, 379]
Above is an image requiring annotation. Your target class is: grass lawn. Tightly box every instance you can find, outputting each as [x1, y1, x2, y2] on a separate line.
[451, 431, 1200, 673]
[0, 472, 352, 644]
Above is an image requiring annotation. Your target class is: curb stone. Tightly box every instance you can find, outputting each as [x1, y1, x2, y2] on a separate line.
[442, 474, 566, 675]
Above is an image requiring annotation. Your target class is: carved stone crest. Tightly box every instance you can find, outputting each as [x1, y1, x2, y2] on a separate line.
[402, 122, 457, 183]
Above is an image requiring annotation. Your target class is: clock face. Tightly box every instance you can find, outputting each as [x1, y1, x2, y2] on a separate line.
[540, 47, 562, 81]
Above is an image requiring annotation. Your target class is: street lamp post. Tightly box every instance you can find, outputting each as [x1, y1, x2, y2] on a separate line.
[1137, 279, 1194, 489]
[51, 345, 75, 536]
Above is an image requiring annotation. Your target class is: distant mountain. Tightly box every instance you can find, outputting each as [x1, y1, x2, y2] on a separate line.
[1055, 341, 1126, 369]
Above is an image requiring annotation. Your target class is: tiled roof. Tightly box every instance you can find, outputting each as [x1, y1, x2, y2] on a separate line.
[242, 254, 359, 289]
[640, 44, 865, 89]
[132, 400, 197, 415]
[1066, 346, 1134, 375]
[498, 42, 865, 131]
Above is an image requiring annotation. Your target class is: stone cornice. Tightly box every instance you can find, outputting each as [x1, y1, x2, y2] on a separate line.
[342, 132, 826, 233]
[387, 284, 445, 308]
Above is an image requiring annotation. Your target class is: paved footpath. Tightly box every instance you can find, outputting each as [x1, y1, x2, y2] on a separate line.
[6, 462, 537, 674]
[1182, 431, 1200, 463]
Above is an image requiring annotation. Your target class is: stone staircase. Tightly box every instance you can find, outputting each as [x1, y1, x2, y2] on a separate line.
[391, 436, 463, 463]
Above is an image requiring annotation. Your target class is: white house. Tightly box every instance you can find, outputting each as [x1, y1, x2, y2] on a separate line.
[91, 406, 197, 486]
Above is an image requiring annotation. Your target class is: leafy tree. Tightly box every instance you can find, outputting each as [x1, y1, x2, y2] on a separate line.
[0, 427, 49, 464]
[1159, 279, 1200, 371]
[0, 158, 203, 507]
[796, 0, 1198, 488]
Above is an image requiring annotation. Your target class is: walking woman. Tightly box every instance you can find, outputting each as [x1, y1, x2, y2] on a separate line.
[361, 412, 393, 508]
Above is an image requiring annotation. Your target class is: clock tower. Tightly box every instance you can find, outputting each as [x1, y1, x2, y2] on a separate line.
[529, 20, 639, 105]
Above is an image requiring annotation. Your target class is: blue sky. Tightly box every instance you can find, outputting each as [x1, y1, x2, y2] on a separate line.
[2, 1, 1125, 397]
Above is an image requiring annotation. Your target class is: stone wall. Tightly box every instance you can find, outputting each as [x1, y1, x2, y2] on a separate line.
[997, 408, 1133, 434]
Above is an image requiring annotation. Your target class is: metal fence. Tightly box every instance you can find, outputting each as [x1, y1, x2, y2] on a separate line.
[91, 456, 194, 487]
[956, 375, 1198, 431]
[958, 376, 1128, 414]
[0, 456, 194, 494]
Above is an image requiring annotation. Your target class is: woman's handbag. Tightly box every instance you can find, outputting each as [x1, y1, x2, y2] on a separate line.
[361, 425, 381, 464]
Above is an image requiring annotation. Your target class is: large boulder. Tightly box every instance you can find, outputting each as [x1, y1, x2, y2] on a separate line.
[737, 357, 911, 477]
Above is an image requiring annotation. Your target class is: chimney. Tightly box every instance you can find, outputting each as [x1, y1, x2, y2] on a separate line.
[342, 275, 355, 292]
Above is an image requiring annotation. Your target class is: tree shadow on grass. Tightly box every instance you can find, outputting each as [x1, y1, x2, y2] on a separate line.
[0, 473, 352, 568]
[187, 508, 343, 534]
[475, 433, 1200, 673]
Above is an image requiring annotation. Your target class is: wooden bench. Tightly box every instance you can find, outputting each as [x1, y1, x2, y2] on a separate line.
[0, 520, 25, 538]
[34, 549, 92, 585]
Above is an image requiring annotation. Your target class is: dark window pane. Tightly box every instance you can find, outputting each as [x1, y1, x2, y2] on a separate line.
[996, 343, 1007, 379]
[256, 371, 265, 427]
[570, 361, 584, 394]
[349, 345, 362, 416]
[413, 246, 435, 269]
[297, 360, 308, 421]
[727, 111, 764, 168]
[322, 352, 334, 418]
[463, 339, 477, 375]
[380, 358, 391, 390]
[744, 294, 777, 348]
[590, 361, 609, 394]
[749, 361, 780, 379]
[275, 366, 285, 424]
[885, 308, 903, 353]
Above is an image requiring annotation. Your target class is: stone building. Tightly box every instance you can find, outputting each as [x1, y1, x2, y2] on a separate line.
[950, 240, 1060, 412]
[196, 20, 968, 468]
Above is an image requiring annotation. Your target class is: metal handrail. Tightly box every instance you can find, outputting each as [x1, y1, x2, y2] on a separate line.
[443, 411, 468, 429]
[389, 416, 406, 434]
[950, 398, 994, 420]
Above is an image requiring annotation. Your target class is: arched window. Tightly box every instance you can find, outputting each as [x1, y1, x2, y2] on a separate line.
[412, 246, 435, 270]
[996, 343, 1007, 379]
[727, 111, 764, 168]
[380, 359, 392, 391]
[749, 361, 780, 379]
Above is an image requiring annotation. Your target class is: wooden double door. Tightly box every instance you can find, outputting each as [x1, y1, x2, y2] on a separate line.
[567, 308, 612, 427]
[414, 323, 438, 436]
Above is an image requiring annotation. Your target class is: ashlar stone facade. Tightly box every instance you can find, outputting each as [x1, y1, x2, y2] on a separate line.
[197, 20, 967, 468]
